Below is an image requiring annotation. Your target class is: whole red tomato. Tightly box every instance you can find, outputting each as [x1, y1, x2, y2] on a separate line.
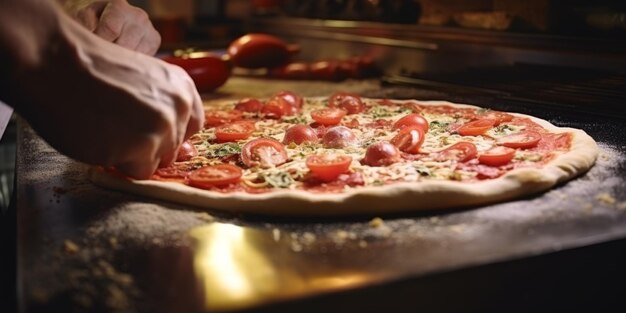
[228, 33, 300, 69]
[161, 51, 231, 93]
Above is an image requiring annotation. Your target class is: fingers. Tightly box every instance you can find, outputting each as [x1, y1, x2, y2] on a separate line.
[184, 90, 204, 141]
[115, 23, 144, 51]
[75, 5, 100, 32]
[116, 160, 159, 180]
[93, 1, 161, 55]
[135, 28, 161, 56]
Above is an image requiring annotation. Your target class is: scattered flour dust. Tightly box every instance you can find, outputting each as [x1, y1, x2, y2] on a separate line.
[86, 203, 216, 247]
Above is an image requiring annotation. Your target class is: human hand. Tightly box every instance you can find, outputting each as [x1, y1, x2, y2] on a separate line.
[61, 0, 161, 55]
[6, 3, 203, 179]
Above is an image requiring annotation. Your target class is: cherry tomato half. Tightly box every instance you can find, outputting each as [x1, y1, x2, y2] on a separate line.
[187, 164, 243, 188]
[306, 154, 353, 182]
[215, 120, 256, 143]
[328, 92, 366, 114]
[204, 110, 243, 127]
[392, 113, 429, 132]
[497, 131, 542, 149]
[235, 98, 263, 113]
[478, 146, 516, 166]
[322, 126, 358, 148]
[457, 118, 496, 136]
[241, 138, 288, 168]
[437, 142, 478, 163]
[390, 126, 425, 154]
[273, 90, 303, 109]
[176, 141, 198, 162]
[261, 97, 296, 119]
[282, 124, 318, 145]
[311, 108, 347, 126]
[362, 142, 402, 167]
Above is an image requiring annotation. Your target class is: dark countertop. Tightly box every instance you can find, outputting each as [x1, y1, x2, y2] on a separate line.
[17, 77, 626, 313]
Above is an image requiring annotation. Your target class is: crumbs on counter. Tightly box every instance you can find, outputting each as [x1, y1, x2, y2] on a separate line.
[108, 237, 118, 249]
[331, 230, 358, 246]
[369, 217, 384, 228]
[63, 240, 80, 255]
[272, 228, 281, 242]
[596, 192, 616, 206]
[195, 212, 215, 222]
[32, 235, 141, 312]
[448, 224, 466, 234]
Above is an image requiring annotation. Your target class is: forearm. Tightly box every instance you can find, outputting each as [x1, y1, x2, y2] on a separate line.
[0, 0, 68, 109]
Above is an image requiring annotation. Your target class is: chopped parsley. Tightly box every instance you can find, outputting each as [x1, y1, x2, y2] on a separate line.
[206, 142, 241, 157]
[429, 121, 450, 134]
[493, 124, 516, 135]
[369, 105, 406, 118]
[371, 180, 385, 186]
[414, 166, 432, 177]
[260, 171, 294, 188]
[282, 115, 309, 124]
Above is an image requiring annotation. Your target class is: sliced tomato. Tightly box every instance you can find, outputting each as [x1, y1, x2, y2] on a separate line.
[478, 146, 516, 166]
[306, 154, 353, 182]
[261, 97, 295, 119]
[497, 131, 542, 149]
[204, 110, 243, 127]
[241, 138, 288, 168]
[390, 126, 425, 154]
[392, 113, 429, 132]
[328, 92, 365, 114]
[321, 126, 357, 148]
[234, 98, 263, 113]
[176, 141, 198, 162]
[457, 118, 496, 136]
[273, 90, 303, 109]
[154, 167, 190, 179]
[377, 99, 397, 106]
[282, 124, 318, 145]
[478, 111, 514, 126]
[187, 164, 243, 188]
[402, 101, 424, 113]
[311, 107, 347, 126]
[437, 142, 478, 162]
[362, 142, 401, 166]
[215, 120, 256, 143]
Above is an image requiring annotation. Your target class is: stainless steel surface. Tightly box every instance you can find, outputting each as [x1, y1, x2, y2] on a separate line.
[247, 17, 626, 75]
[17, 77, 626, 313]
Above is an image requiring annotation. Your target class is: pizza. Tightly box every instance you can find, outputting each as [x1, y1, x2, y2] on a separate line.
[90, 91, 598, 216]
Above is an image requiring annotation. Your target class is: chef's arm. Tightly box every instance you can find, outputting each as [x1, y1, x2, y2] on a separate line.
[57, 0, 161, 55]
[0, 0, 204, 179]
